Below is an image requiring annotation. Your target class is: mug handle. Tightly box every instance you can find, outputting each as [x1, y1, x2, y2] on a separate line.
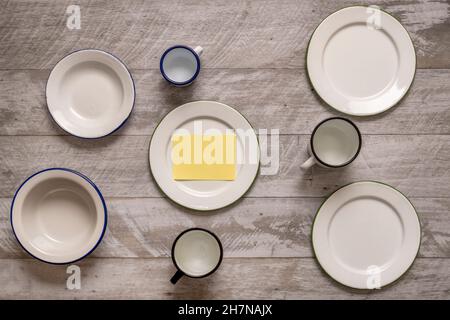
[170, 270, 184, 284]
[300, 156, 316, 170]
[193, 46, 204, 56]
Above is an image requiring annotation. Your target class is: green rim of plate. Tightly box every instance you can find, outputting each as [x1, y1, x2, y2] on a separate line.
[311, 180, 422, 290]
[305, 5, 417, 117]
[148, 101, 261, 212]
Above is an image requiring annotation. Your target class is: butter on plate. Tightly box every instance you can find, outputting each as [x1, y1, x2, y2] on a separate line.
[171, 134, 236, 180]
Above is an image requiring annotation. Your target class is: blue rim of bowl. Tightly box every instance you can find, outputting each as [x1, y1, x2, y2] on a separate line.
[45, 48, 136, 139]
[10, 168, 108, 265]
[159, 45, 201, 86]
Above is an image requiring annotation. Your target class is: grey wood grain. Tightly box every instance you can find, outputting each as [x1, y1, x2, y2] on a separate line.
[0, 0, 449, 301]
[0, 135, 448, 198]
[0, 258, 448, 299]
[1, 69, 450, 136]
[0, 0, 449, 70]
[1, 197, 448, 259]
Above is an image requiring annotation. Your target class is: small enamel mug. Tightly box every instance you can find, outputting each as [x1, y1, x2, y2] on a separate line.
[170, 228, 223, 284]
[160, 45, 203, 86]
[301, 117, 362, 170]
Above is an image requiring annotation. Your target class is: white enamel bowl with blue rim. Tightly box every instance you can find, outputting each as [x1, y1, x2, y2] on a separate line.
[46, 49, 135, 138]
[11, 168, 107, 264]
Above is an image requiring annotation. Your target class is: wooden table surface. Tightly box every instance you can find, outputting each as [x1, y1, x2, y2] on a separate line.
[0, 0, 449, 299]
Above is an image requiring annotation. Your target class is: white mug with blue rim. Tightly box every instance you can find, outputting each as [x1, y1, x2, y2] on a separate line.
[160, 45, 203, 86]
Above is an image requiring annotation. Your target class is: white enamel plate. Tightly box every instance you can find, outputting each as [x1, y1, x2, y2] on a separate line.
[149, 101, 260, 211]
[46, 49, 135, 138]
[307, 6, 416, 116]
[312, 181, 421, 289]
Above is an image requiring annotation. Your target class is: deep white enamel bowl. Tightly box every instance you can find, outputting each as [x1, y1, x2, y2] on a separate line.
[11, 168, 107, 264]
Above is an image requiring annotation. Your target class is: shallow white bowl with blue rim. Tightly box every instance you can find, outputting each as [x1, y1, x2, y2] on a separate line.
[46, 49, 135, 138]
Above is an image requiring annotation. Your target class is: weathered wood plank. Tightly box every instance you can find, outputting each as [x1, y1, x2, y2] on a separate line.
[0, 0, 448, 69]
[0, 258, 448, 299]
[0, 135, 449, 198]
[1, 197, 448, 259]
[1, 69, 450, 135]
[0, 0, 448, 301]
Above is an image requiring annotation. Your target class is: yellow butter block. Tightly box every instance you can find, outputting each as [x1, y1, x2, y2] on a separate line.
[172, 134, 236, 180]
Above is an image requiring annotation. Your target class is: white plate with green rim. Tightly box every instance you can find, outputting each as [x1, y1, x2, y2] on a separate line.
[149, 101, 260, 211]
[312, 181, 421, 289]
[307, 6, 416, 116]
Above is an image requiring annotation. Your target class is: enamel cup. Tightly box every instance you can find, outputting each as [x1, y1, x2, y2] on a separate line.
[301, 117, 362, 169]
[160, 45, 203, 86]
[170, 228, 223, 284]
